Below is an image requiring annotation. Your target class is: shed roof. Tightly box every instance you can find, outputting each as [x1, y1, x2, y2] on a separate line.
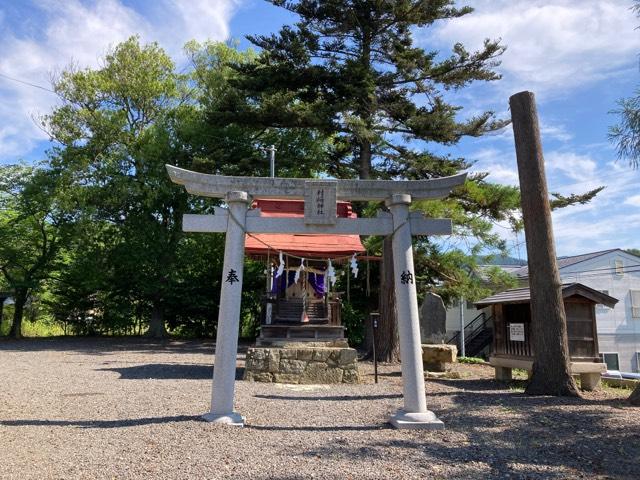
[244, 199, 366, 258]
[474, 283, 618, 309]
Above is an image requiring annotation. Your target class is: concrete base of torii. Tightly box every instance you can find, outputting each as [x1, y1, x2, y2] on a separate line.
[389, 410, 445, 430]
[202, 412, 245, 426]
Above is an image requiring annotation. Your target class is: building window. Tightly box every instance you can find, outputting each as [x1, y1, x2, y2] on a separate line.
[631, 290, 640, 318]
[601, 352, 620, 371]
[614, 259, 624, 276]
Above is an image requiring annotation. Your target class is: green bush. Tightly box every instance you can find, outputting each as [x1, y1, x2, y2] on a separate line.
[341, 302, 365, 347]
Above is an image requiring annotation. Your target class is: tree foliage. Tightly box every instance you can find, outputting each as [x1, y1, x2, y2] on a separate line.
[37, 37, 333, 337]
[217, 0, 507, 180]
[609, 0, 640, 169]
[0, 164, 74, 337]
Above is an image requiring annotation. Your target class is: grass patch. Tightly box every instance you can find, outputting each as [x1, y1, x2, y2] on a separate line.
[602, 383, 633, 394]
[458, 356, 486, 365]
[508, 380, 527, 393]
[21, 319, 65, 337]
[512, 368, 529, 380]
[1, 314, 65, 337]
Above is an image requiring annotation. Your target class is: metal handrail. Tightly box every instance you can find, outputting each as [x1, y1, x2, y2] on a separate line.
[467, 315, 491, 343]
[447, 312, 488, 346]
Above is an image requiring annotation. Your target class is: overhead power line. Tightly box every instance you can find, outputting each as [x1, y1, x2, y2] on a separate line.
[0, 71, 55, 93]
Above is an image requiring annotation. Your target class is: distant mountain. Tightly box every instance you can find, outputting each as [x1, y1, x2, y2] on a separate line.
[480, 255, 527, 266]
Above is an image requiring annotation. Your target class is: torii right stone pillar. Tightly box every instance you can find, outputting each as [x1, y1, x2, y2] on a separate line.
[386, 194, 444, 430]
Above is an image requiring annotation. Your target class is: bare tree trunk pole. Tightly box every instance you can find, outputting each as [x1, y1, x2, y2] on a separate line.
[510, 91, 580, 397]
[378, 236, 400, 362]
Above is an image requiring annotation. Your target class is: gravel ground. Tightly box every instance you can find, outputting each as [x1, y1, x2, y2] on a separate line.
[0, 338, 638, 480]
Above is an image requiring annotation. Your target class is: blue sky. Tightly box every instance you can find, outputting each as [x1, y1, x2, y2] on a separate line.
[1, 0, 639, 257]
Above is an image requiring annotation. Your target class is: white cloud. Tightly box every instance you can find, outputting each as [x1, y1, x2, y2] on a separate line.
[475, 144, 640, 255]
[424, 0, 640, 98]
[552, 211, 640, 255]
[545, 151, 598, 184]
[466, 147, 520, 185]
[0, 0, 239, 163]
[625, 194, 640, 207]
[168, 0, 239, 45]
[540, 122, 573, 143]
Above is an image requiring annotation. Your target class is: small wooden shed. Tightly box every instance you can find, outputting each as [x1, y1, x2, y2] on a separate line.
[475, 283, 618, 390]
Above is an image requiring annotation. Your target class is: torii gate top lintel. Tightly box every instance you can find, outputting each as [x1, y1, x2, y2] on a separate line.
[165, 165, 466, 201]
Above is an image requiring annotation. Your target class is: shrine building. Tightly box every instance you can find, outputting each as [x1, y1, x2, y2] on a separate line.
[245, 199, 366, 345]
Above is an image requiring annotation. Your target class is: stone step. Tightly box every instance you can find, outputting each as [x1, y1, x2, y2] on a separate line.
[274, 318, 329, 325]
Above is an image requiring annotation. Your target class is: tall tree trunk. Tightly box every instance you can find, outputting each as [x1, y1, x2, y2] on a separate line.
[358, 138, 399, 361]
[377, 236, 400, 362]
[360, 140, 371, 180]
[147, 301, 167, 338]
[0, 299, 4, 335]
[10, 290, 27, 340]
[510, 91, 580, 397]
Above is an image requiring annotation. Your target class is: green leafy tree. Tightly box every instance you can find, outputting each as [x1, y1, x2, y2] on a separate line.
[609, 93, 640, 169]
[626, 248, 640, 258]
[43, 38, 333, 338]
[0, 165, 74, 338]
[44, 37, 189, 337]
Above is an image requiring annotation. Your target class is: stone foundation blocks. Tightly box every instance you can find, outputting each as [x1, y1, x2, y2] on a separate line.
[244, 346, 359, 384]
[421, 344, 457, 372]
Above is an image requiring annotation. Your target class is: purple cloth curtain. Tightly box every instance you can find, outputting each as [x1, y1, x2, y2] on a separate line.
[271, 271, 297, 294]
[271, 271, 325, 296]
[308, 273, 325, 296]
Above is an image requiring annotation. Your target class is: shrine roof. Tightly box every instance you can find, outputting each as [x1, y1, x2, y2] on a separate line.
[474, 283, 618, 309]
[245, 199, 365, 258]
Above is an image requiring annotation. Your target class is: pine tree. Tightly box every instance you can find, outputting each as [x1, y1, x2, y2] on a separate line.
[218, 0, 507, 180]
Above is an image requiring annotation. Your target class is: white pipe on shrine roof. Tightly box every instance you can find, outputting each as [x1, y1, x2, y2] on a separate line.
[165, 165, 467, 202]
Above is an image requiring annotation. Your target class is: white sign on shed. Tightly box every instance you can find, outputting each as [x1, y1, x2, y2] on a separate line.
[509, 323, 525, 342]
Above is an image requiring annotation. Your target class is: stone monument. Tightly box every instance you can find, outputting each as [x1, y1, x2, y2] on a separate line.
[419, 292, 457, 372]
[419, 292, 447, 344]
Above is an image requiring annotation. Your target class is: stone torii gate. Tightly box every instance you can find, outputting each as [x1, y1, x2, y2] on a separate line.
[167, 165, 466, 429]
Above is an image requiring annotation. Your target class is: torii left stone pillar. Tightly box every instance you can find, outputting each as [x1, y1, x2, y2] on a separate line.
[202, 191, 250, 425]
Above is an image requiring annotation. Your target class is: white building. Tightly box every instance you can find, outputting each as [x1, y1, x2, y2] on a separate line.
[511, 249, 640, 373]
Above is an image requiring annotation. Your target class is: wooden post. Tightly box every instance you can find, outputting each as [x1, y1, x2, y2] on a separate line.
[510, 91, 580, 397]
